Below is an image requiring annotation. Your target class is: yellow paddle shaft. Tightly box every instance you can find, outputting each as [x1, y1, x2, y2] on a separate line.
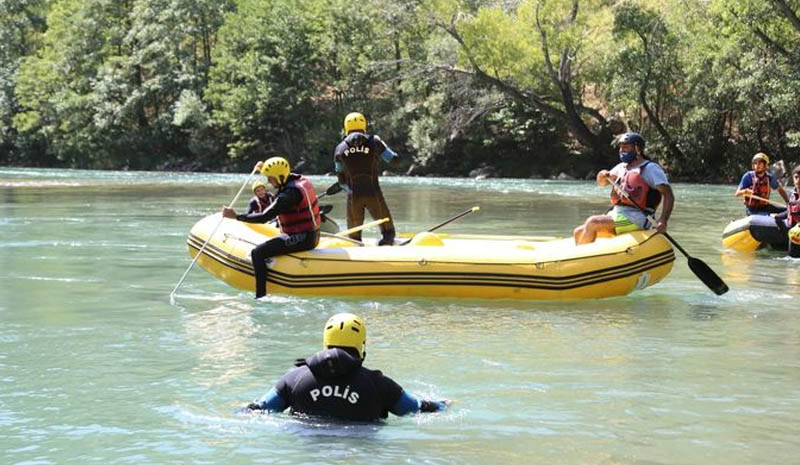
[335, 217, 389, 237]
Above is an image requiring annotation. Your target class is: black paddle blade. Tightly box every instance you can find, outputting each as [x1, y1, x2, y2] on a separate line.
[687, 257, 729, 295]
[325, 182, 343, 196]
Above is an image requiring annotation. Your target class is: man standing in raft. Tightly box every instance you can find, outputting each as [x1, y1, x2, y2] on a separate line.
[333, 112, 399, 245]
[222, 157, 320, 298]
[734, 152, 790, 215]
[573, 132, 674, 245]
[243, 312, 450, 420]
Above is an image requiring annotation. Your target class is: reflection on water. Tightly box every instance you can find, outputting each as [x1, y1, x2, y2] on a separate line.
[1, 168, 799, 465]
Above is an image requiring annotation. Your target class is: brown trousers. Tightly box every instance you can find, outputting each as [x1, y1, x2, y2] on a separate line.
[346, 192, 396, 245]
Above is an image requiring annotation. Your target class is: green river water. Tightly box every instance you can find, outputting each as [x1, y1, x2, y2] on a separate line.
[1, 167, 798, 465]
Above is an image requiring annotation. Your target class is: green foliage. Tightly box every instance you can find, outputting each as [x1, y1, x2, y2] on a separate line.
[2, 0, 800, 180]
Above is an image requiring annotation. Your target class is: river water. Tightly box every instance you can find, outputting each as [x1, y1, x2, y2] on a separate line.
[1, 168, 798, 465]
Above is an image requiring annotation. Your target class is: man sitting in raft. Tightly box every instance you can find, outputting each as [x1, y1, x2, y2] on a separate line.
[245, 180, 273, 214]
[243, 312, 450, 421]
[573, 132, 674, 245]
[222, 157, 320, 299]
[734, 152, 790, 215]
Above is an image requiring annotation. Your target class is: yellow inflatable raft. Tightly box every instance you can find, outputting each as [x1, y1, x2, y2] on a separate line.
[721, 215, 789, 252]
[186, 214, 675, 300]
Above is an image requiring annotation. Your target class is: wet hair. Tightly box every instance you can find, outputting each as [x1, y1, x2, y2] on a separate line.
[793, 165, 800, 176]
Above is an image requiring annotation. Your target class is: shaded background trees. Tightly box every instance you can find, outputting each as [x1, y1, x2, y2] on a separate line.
[1, 0, 799, 180]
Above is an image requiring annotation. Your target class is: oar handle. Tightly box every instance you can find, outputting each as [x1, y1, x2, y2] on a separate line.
[170, 166, 260, 303]
[400, 206, 480, 246]
[336, 217, 389, 238]
[429, 206, 480, 233]
[742, 192, 786, 209]
[661, 231, 688, 257]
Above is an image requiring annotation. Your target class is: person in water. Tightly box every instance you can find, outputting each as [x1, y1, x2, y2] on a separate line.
[734, 152, 790, 215]
[222, 157, 320, 298]
[246, 180, 274, 215]
[773, 164, 800, 257]
[333, 112, 399, 246]
[573, 132, 674, 245]
[243, 312, 450, 421]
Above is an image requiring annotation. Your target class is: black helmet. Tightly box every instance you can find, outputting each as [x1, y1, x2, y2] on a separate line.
[617, 132, 645, 149]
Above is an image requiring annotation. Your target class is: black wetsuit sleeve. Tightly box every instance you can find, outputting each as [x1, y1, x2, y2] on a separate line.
[236, 187, 302, 223]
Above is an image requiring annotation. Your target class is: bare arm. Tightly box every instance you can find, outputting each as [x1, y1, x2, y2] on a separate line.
[655, 184, 674, 233]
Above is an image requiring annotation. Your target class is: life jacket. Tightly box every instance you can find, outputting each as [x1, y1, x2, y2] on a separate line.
[788, 189, 800, 227]
[744, 172, 772, 207]
[610, 161, 662, 214]
[280, 348, 401, 421]
[276, 175, 320, 234]
[249, 195, 270, 214]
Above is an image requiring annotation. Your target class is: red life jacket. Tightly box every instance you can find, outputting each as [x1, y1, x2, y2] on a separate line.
[250, 196, 270, 213]
[744, 172, 772, 207]
[610, 161, 662, 214]
[788, 189, 800, 227]
[277, 176, 320, 234]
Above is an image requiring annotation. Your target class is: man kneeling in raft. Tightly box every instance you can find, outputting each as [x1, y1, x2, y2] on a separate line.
[222, 157, 320, 298]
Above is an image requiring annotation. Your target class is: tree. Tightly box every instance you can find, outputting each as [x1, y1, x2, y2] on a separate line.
[422, 0, 620, 164]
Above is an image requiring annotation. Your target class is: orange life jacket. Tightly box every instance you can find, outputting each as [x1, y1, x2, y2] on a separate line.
[610, 161, 662, 214]
[744, 172, 772, 207]
[277, 176, 320, 234]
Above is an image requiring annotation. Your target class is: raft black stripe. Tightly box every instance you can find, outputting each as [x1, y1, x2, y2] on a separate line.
[263, 256, 675, 290]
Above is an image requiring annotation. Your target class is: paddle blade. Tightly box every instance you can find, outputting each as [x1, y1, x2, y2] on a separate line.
[325, 182, 343, 196]
[687, 257, 729, 295]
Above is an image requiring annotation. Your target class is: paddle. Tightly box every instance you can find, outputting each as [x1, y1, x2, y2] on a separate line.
[606, 177, 729, 296]
[741, 192, 787, 209]
[169, 165, 260, 304]
[399, 206, 480, 246]
[319, 182, 343, 200]
[337, 217, 389, 238]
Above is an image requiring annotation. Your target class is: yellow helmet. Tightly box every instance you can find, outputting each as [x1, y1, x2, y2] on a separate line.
[252, 180, 266, 193]
[752, 152, 770, 165]
[260, 157, 290, 186]
[344, 112, 367, 134]
[789, 224, 800, 246]
[323, 313, 366, 360]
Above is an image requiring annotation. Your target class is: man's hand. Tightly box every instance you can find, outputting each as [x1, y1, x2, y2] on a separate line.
[222, 207, 237, 219]
[255, 161, 264, 172]
[596, 170, 613, 185]
[736, 188, 753, 198]
[655, 218, 668, 233]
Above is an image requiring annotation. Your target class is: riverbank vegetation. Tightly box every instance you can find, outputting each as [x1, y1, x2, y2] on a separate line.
[2, 0, 799, 181]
